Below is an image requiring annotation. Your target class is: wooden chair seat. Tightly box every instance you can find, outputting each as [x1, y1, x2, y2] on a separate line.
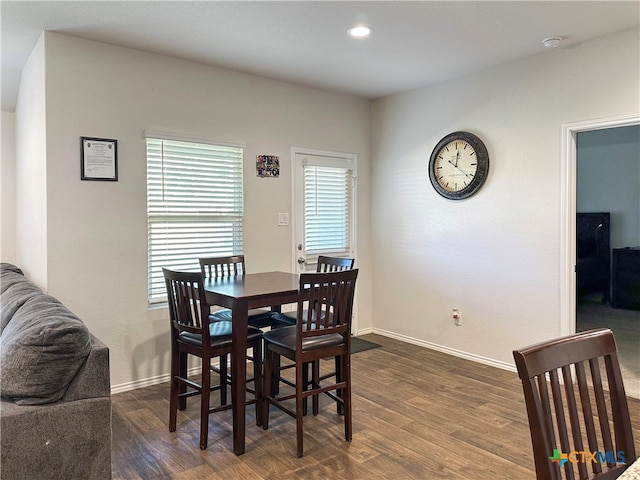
[209, 308, 276, 328]
[270, 310, 324, 327]
[177, 320, 263, 347]
[260, 324, 343, 351]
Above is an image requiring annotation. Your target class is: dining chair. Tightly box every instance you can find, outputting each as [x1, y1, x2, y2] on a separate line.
[270, 255, 356, 413]
[261, 268, 359, 457]
[199, 255, 279, 329]
[270, 255, 355, 328]
[163, 268, 263, 450]
[513, 328, 636, 480]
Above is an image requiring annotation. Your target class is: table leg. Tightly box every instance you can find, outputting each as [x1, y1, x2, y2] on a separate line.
[231, 301, 249, 455]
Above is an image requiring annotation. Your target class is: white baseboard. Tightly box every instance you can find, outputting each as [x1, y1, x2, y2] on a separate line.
[111, 329, 515, 395]
[354, 326, 374, 336]
[110, 366, 202, 395]
[370, 328, 517, 373]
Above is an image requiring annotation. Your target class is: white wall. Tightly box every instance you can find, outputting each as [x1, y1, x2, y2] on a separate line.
[577, 125, 640, 249]
[8, 27, 638, 389]
[15, 34, 47, 288]
[20, 32, 371, 389]
[371, 28, 640, 368]
[1, 111, 17, 263]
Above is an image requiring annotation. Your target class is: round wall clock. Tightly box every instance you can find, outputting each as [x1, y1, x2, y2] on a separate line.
[428, 131, 490, 200]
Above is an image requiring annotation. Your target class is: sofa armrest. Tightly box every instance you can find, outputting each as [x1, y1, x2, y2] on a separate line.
[63, 334, 110, 402]
[1, 397, 112, 480]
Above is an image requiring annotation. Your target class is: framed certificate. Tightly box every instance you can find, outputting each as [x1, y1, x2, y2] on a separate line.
[81, 137, 118, 181]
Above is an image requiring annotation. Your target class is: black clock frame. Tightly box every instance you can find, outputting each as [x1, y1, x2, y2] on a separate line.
[428, 131, 490, 200]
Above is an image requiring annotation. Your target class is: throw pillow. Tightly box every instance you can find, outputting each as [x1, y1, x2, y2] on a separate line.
[0, 279, 42, 333]
[0, 294, 92, 405]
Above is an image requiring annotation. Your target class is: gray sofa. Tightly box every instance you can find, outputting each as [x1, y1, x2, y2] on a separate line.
[0, 263, 112, 480]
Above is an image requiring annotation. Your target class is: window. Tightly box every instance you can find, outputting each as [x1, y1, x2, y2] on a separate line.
[293, 150, 356, 272]
[302, 163, 352, 256]
[146, 136, 244, 302]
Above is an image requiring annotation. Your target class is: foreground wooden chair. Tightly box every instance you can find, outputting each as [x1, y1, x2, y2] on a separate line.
[513, 328, 636, 480]
[262, 268, 359, 457]
[163, 268, 263, 450]
[270, 255, 356, 413]
[270, 255, 356, 327]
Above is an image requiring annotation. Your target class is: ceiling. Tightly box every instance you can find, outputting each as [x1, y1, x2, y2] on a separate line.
[2, 1, 639, 112]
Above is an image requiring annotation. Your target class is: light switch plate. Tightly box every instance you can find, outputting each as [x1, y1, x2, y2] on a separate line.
[278, 213, 289, 226]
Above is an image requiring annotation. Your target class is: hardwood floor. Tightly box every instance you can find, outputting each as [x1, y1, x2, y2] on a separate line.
[111, 334, 640, 479]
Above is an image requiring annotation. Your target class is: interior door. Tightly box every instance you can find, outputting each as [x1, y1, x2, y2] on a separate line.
[292, 149, 357, 274]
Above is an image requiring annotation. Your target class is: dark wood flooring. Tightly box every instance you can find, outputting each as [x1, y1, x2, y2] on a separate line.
[111, 334, 640, 479]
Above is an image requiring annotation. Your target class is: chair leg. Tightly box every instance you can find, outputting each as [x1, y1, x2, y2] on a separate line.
[312, 360, 320, 416]
[342, 353, 352, 442]
[302, 362, 309, 416]
[169, 349, 179, 432]
[335, 356, 343, 415]
[178, 351, 188, 411]
[295, 359, 305, 458]
[200, 360, 211, 450]
[253, 341, 263, 427]
[219, 354, 228, 406]
[271, 354, 281, 397]
[262, 347, 273, 430]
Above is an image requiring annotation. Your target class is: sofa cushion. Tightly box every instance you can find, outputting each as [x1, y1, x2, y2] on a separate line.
[0, 294, 92, 405]
[1, 269, 29, 296]
[1, 280, 42, 333]
[0, 263, 24, 277]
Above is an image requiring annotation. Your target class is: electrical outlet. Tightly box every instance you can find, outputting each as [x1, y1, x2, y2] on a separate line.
[453, 308, 462, 326]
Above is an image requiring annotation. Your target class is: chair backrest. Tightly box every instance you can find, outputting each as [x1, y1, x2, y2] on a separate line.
[316, 256, 355, 272]
[513, 328, 636, 480]
[199, 255, 246, 279]
[296, 269, 358, 343]
[163, 268, 210, 343]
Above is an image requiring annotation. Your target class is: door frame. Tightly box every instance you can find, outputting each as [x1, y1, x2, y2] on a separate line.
[290, 146, 358, 329]
[560, 113, 639, 337]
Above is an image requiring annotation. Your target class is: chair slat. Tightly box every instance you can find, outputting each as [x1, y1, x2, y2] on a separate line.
[590, 357, 616, 461]
[550, 369, 576, 480]
[562, 365, 589, 480]
[576, 361, 603, 476]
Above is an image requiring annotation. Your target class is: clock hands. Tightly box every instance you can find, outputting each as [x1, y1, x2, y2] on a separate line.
[447, 158, 473, 179]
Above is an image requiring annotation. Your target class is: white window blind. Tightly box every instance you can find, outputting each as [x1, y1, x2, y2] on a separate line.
[147, 137, 244, 302]
[303, 165, 351, 255]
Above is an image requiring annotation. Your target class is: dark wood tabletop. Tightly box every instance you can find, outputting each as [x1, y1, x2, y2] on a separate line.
[203, 271, 300, 455]
[203, 271, 300, 309]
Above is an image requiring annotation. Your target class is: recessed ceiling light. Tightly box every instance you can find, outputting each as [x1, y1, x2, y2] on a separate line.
[348, 25, 372, 38]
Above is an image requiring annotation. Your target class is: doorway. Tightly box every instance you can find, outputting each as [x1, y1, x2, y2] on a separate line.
[290, 147, 358, 329]
[561, 114, 640, 397]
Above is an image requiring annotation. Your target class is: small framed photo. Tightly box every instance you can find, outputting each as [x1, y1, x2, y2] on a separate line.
[256, 155, 279, 177]
[81, 137, 118, 181]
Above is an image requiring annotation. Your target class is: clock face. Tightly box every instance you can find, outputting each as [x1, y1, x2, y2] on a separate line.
[429, 131, 489, 200]
[433, 139, 477, 193]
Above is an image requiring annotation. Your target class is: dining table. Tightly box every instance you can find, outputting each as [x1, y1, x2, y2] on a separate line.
[203, 270, 300, 455]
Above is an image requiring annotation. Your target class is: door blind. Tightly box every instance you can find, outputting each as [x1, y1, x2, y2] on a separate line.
[147, 138, 244, 302]
[303, 165, 351, 255]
